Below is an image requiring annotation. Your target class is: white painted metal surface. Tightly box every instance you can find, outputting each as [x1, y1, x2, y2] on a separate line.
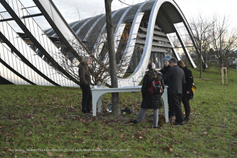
[174, 25, 197, 68]
[0, 42, 52, 85]
[34, 0, 88, 56]
[0, 0, 200, 88]
[91, 85, 169, 123]
[0, 14, 78, 87]
[116, 0, 160, 87]
[93, 9, 121, 57]
[75, 18, 92, 36]
[116, 0, 198, 87]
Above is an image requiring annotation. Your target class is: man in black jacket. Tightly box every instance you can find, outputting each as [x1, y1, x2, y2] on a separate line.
[161, 58, 185, 125]
[159, 56, 174, 117]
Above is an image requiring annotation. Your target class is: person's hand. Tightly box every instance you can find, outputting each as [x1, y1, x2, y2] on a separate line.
[187, 91, 190, 94]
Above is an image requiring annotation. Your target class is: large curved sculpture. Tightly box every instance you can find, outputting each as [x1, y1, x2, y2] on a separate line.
[0, 0, 202, 87]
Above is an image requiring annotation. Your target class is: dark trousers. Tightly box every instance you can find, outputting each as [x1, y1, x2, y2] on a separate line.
[169, 93, 184, 123]
[80, 84, 92, 112]
[182, 99, 190, 120]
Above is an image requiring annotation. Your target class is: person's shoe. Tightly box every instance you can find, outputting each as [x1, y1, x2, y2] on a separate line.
[173, 122, 184, 125]
[184, 118, 189, 122]
[82, 110, 88, 114]
[169, 114, 174, 119]
[129, 120, 138, 124]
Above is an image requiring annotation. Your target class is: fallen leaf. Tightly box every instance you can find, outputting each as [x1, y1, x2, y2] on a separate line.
[47, 151, 53, 157]
[26, 131, 32, 136]
[146, 153, 151, 157]
[125, 154, 132, 158]
[57, 154, 63, 158]
[203, 132, 208, 135]
[96, 147, 101, 150]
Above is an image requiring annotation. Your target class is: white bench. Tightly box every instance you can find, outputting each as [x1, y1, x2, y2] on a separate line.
[91, 85, 169, 123]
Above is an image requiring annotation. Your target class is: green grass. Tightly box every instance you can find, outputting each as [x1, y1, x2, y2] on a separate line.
[0, 67, 237, 157]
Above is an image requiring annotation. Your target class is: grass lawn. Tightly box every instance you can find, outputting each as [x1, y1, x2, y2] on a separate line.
[0, 67, 237, 157]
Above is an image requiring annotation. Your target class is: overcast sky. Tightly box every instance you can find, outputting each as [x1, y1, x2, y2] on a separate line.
[2, 0, 237, 31]
[51, 0, 237, 29]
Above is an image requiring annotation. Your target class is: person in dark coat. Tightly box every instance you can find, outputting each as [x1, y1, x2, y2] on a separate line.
[159, 55, 171, 85]
[161, 58, 185, 125]
[159, 55, 175, 118]
[79, 56, 92, 114]
[130, 62, 164, 128]
[177, 60, 194, 121]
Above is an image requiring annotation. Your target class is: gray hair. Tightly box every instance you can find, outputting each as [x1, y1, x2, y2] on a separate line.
[169, 57, 177, 64]
[148, 62, 156, 70]
[82, 56, 91, 63]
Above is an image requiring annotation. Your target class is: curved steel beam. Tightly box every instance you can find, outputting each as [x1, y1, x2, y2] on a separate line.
[0, 32, 58, 86]
[1, 0, 80, 85]
[52, 21, 80, 37]
[32, 0, 90, 59]
[117, 0, 201, 87]
[117, 0, 163, 87]
[75, 17, 94, 36]
[102, 6, 133, 63]
[0, 42, 38, 85]
[171, 1, 207, 68]
[159, 7, 196, 68]
[0, 51, 35, 85]
[92, 9, 121, 57]
[83, 14, 106, 42]
[0, 59, 30, 85]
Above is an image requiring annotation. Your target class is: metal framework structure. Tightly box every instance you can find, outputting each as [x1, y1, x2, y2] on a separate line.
[0, 0, 202, 87]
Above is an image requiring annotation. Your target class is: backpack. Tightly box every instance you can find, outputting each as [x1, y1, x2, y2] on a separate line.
[148, 75, 163, 95]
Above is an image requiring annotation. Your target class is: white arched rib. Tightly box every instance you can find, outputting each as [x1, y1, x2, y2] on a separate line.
[92, 9, 121, 57]
[0, 42, 52, 85]
[102, 6, 133, 63]
[75, 17, 95, 36]
[51, 20, 81, 37]
[116, 12, 144, 74]
[117, 0, 162, 87]
[117, 0, 200, 87]
[83, 14, 105, 42]
[0, 14, 78, 87]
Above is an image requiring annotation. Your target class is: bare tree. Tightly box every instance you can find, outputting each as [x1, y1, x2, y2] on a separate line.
[190, 13, 237, 77]
[59, 37, 112, 86]
[52, 0, 137, 116]
[209, 15, 237, 68]
[190, 14, 214, 77]
[104, 0, 120, 116]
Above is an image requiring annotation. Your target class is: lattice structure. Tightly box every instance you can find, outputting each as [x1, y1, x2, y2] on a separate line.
[0, 0, 203, 87]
